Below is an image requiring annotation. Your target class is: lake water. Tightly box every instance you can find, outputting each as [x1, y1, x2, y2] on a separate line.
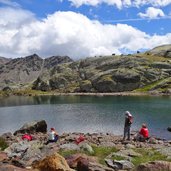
[0, 95, 170, 140]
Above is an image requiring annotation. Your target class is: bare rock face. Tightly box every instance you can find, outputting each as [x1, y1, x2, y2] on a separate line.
[136, 161, 171, 171]
[44, 56, 73, 69]
[0, 163, 31, 171]
[14, 120, 47, 135]
[32, 153, 74, 171]
[147, 44, 171, 58]
[0, 56, 11, 65]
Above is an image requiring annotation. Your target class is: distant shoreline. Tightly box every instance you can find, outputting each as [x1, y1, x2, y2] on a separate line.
[1, 89, 171, 97]
[31, 91, 170, 97]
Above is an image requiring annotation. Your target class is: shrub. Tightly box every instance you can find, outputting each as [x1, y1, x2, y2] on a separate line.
[0, 137, 8, 150]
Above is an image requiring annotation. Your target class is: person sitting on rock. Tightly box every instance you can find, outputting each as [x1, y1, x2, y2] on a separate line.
[135, 123, 149, 142]
[47, 127, 59, 143]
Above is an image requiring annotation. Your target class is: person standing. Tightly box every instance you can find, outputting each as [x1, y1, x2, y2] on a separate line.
[123, 111, 133, 141]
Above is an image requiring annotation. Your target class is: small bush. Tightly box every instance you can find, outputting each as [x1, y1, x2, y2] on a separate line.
[0, 137, 8, 150]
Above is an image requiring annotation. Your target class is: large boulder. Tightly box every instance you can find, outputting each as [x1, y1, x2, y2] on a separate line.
[136, 161, 171, 171]
[32, 153, 74, 171]
[105, 159, 134, 170]
[167, 127, 171, 132]
[14, 120, 47, 135]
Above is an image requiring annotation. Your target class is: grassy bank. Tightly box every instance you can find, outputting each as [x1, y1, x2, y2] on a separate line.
[58, 145, 171, 167]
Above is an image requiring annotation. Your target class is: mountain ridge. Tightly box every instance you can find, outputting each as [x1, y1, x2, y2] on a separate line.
[0, 44, 171, 95]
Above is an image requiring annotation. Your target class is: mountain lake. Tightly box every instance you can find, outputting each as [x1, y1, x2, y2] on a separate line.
[0, 95, 170, 140]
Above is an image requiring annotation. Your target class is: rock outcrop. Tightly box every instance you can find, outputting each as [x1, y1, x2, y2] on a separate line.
[147, 44, 171, 58]
[14, 120, 47, 135]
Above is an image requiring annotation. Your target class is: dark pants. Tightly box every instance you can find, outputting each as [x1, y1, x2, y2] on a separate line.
[123, 126, 131, 140]
[46, 135, 58, 144]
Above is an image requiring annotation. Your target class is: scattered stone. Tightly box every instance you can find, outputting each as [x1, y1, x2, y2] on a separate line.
[1, 122, 171, 171]
[136, 161, 171, 171]
[88, 161, 114, 171]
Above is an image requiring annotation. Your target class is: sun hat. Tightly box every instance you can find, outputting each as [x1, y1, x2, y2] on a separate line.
[125, 111, 132, 116]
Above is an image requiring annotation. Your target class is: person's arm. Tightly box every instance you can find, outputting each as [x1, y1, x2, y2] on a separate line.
[139, 128, 143, 135]
[55, 131, 58, 136]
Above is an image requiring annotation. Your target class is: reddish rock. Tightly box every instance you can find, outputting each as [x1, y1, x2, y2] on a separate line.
[0, 164, 31, 171]
[66, 153, 97, 169]
[77, 158, 89, 171]
[0, 152, 8, 162]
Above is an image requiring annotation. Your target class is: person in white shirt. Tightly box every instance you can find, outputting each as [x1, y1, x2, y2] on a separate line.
[48, 127, 58, 143]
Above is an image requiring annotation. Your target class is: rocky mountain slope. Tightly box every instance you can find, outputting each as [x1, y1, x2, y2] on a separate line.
[0, 44, 171, 94]
[147, 44, 171, 58]
[0, 57, 11, 65]
[0, 54, 73, 90]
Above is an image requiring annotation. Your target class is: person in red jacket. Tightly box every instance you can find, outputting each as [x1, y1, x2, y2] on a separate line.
[136, 123, 149, 141]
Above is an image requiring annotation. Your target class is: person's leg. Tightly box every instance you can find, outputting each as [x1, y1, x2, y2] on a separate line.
[54, 135, 58, 142]
[123, 126, 128, 140]
[127, 126, 131, 140]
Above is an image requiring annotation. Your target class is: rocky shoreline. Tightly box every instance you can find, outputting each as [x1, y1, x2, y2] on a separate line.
[0, 120, 171, 171]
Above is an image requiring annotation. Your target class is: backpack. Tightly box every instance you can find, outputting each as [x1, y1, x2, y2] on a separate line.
[128, 116, 133, 124]
[22, 134, 32, 141]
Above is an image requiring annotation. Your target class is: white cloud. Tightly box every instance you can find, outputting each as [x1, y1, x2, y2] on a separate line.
[0, 0, 20, 7]
[138, 7, 165, 19]
[64, 0, 171, 8]
[0, 8, 171, 59]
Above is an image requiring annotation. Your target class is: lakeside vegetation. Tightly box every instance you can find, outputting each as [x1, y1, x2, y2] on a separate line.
[58, 145, 171, 167]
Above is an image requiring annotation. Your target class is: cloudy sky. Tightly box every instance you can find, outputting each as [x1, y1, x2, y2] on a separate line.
[0, 0, 171, 59]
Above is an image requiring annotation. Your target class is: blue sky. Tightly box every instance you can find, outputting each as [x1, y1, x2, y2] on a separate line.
[0, 0, 171, 59]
